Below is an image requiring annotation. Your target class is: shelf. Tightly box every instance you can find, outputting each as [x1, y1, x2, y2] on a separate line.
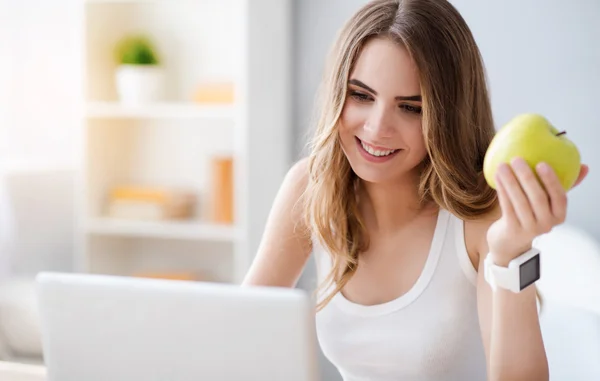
[86, 217, 238, 241]
[86, 101, 236, 120]
[0, 161, 76, 174]
[86, 0, 158, 4]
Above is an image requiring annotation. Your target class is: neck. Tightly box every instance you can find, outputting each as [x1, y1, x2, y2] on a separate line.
[358, 171, 435, 234]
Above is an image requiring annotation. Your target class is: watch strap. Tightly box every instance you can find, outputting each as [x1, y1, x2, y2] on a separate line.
[484, 254, 517, 292]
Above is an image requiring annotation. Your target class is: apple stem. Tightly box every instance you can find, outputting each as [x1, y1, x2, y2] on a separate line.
[556, 131, 567, 136]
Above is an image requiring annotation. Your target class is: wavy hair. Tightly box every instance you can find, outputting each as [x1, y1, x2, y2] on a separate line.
[304, 0, 498, 311]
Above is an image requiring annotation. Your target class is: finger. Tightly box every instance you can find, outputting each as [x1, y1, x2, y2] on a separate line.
[495, 172, 518, 224]
[499, 161, 536, 230]
[536, 162, 568, 222]
[511, 158, 553, 229]
[571, 164, 589, 189]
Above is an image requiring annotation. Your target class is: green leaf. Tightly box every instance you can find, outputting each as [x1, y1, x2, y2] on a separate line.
[114, 35, 159, 65]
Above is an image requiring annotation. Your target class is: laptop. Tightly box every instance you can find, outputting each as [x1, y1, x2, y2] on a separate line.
[35, 272, 319, 381]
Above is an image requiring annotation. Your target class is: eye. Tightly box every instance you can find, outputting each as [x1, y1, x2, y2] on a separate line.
[400, 104, 422, 114]
[349, 90, 373, 103]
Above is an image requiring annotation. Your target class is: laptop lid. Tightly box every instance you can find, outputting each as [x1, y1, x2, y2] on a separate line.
[35, 272, 318, 381]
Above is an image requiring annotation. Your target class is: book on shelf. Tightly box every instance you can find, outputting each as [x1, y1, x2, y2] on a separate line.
[106, 185, 197, 221]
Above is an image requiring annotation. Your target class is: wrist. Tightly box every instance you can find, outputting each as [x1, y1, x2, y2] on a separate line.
[485, 247, 541, 293]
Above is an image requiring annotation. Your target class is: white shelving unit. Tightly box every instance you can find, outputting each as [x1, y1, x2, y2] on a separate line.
[85, 218, 239, 241]
[86, 101, 235, 120]
[75, 0, 292, 284]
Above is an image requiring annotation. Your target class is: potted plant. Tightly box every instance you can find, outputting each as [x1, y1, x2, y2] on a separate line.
[114, 35, 165, 105]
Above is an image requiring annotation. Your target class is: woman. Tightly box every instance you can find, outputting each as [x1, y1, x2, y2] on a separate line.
[243, 0, 589, 380]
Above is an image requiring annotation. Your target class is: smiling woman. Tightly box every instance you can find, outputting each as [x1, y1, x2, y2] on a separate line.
[242, 0, 588, 380]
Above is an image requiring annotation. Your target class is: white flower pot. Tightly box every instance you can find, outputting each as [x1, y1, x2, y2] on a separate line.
[115, 64, 165, 105]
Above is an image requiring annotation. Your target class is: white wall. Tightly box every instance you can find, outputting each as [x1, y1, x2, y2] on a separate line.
[293, 1, 599, 379]
[0, 0, 82, 168]
[450, 0, 600, 238]
[0, 0, 81, 280]
[292, 0, 370, 159]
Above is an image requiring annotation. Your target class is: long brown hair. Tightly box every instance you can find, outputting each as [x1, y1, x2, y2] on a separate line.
[304, 0, 498, 311]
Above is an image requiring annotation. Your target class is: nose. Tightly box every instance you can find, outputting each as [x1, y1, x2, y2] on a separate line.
[363, 103, 395, 139]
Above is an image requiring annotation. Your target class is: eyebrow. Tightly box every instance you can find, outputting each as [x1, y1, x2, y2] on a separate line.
[348, 79, 422, 102]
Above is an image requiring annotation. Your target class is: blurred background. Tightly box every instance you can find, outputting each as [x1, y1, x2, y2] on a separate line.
[0, 0, 598, 380]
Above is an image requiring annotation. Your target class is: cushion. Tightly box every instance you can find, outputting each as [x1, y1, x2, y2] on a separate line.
[540, 301, 600, 381]
[0, 278, 43, 358]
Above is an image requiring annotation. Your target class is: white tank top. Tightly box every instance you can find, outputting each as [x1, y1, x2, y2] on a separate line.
[313, 208, 487, 381]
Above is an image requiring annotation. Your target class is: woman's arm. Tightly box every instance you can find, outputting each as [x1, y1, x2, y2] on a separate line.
[242, 158, 312, 288]
[476, 229, 548, 381]
[476, 159, 588, 381]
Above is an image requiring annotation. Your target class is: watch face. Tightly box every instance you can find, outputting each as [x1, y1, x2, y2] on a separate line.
[519, 254, 540, 291]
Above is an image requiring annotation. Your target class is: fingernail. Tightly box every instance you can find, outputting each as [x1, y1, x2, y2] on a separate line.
[511, 157, 527, 170]
[498, 163, 510, 175]
[537, 162, 550, 174]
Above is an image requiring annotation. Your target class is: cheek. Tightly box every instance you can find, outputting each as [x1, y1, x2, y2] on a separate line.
[404, 121, 427, 155]
[340, 102, 365, 133]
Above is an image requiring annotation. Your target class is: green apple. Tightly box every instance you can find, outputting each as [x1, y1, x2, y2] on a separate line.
[483, 113, 581, 191]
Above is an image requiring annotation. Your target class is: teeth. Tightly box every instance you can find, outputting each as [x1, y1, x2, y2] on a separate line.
[361, 141, 396, 157]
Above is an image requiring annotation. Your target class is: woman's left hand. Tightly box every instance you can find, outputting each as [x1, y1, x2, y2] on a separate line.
[486, 157, 589, 264]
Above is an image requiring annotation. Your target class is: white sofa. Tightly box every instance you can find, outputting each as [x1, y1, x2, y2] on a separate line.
[540, 302, 600, 381]
[536, 224, 600, 316]
[0, 277, 43, 362]
[536, 224, 600, 380]
[0, 360, 45, 381]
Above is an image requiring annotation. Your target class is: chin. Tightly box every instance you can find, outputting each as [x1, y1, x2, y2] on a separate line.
[348, 161, 403, 184]
[346, 153, 424, 185]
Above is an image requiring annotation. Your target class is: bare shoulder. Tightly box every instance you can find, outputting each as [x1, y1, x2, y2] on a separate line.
[242, 157, 312, 287]
[278, 157, 311, 225]
[464, 203, 502, 269]
[284, 157, 310, 197]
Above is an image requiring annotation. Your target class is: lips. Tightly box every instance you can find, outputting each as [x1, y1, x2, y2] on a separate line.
[359, 140, 397, 157]
[355, 137, 401, 163]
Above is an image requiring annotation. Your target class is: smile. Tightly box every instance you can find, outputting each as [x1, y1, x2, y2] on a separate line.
[355, 137, 401, 162]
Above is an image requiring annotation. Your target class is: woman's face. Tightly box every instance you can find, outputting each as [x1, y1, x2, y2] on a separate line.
[339, 37, 427, 185]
